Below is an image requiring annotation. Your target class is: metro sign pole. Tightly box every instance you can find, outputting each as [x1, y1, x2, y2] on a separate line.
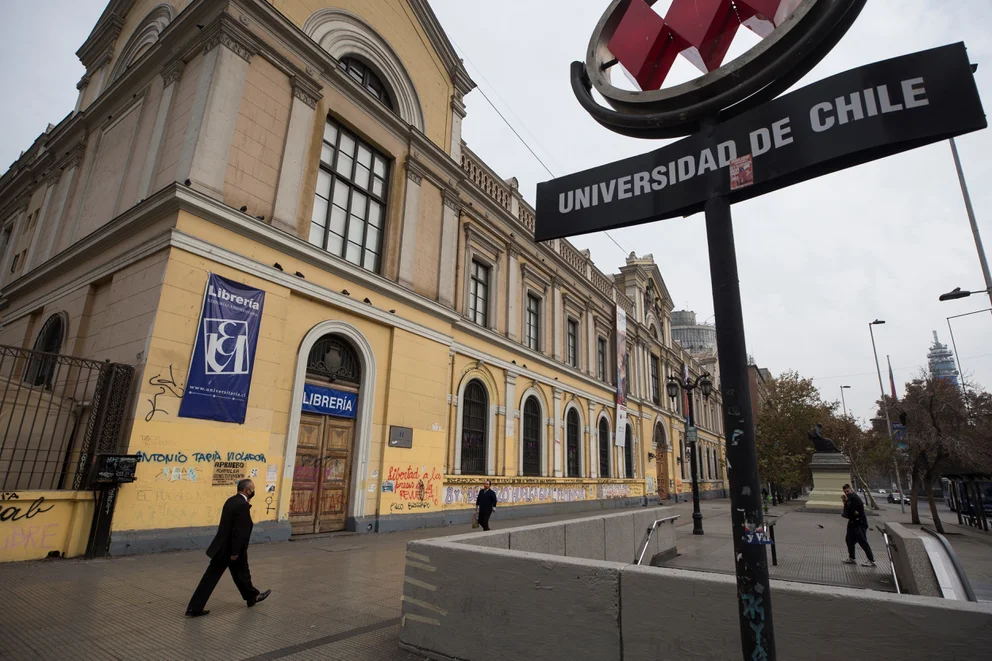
[536, 1, 986, 659]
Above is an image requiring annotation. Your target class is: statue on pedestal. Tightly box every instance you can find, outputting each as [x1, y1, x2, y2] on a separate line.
[808, 424, 840, 453]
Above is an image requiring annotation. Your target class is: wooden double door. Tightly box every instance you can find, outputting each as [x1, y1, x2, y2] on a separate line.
[290, 412, 355, 534]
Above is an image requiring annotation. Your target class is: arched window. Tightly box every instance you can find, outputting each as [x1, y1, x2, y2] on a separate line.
[598, 418, 611, 478]
[339, 56, 394, 109]
[24, 314, 65, 388]
[106, 5, 174, 85]
[461, 380, 488, 475]
[566, 408, 580, 477]
[522, 397, 542, 476]
[624, 425, 634, 479]
[306, 335, 361, 385]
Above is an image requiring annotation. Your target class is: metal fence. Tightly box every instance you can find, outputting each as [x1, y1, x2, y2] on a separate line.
[0, 344, 134, 491]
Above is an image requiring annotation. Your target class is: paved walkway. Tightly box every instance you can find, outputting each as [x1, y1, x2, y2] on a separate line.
[663, 497, 895, 591]
[3, 497, 988, 660]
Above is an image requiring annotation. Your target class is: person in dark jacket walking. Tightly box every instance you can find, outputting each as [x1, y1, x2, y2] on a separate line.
[841, 484, 876, 567]
[475, 480, 498, 531]
[186, 479, 271, 617]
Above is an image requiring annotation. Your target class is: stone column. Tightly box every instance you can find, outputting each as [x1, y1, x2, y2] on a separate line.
[397, 165, 422, 290]
[437, 192, 460, 307]
[490, 254, 501, 333]
[506, 248, 519, 341]
[504, 372, 517, 476]
[24, 175, 59, 270]
[552, 279, 563, 361]
[176, 21, 255, 200]
[581, 414, 590, 478]
[588, 401, 598, 479]
[450, 94, 466, 164]
[39, 147, 84, 263]
[138, 60, 185, 201]
[272, 77, 322, 235]
[553, 388, 563, 478]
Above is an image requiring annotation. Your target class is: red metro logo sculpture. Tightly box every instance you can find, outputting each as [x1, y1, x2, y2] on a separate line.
[573, 0, 865, 138]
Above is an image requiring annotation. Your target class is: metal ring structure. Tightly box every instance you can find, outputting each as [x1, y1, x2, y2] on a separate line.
[573, 0, 866, 139]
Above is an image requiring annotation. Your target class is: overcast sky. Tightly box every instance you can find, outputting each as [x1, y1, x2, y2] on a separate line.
[2, 0, 990, 424]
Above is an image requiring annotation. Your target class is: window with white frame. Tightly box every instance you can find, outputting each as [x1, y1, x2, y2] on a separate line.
[650, 355, 660, 404]
[597, 337, 607, 381]
[469, 260, 490, 326]
[310, 119, 389, 273]
[566, 318, 578, 368]
[338, 57, 394, 110]
[525, 293, 540, 351]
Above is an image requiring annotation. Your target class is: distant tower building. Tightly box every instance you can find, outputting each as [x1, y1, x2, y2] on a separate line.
[928, 331, 959, 386]
[671, 310, 717, 356]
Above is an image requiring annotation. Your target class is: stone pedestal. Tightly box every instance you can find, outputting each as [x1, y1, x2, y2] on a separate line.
[805, 452, 852, 512]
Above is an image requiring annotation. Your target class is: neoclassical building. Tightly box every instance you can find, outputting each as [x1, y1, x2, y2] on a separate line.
[0, 0, 726, 559]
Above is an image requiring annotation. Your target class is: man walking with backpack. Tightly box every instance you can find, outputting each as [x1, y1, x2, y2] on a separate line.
[841, 483, 876, 567]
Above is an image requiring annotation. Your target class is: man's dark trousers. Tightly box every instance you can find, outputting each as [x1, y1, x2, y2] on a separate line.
[478, 509, 492, 531]
[187, 551, 259, 613]
[846, 523, 874, 562]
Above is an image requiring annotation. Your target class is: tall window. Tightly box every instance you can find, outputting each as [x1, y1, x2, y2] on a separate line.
[624, 425, 634, 478]
[338, 57, 393, 109]
[567, 319, 578, 367]
[469, 260, 490, 326]
[650, 355, 660, 404]
[624, 353, 631, 396]
[597, 337, 607, 381]
[461, 380, 488, 475]
[525, 294, 540, 351]
[566, 409, 580, 477]
[522, 397, 542, 476]
[598, 418, 610, 478]
[310, 119, 388, 273]
[24, 314, 65, 389]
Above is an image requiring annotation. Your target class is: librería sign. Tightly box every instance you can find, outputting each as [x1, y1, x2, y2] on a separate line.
[537, 43, 986, 241]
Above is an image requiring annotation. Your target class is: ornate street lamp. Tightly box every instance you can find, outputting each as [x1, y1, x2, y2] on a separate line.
[668, 371, 712, 535]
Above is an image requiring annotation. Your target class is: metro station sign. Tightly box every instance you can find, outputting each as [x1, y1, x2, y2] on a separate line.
[537, 43, 986, 241]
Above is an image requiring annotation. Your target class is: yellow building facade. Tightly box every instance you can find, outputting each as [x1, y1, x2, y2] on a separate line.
[0, 0, 726, 561]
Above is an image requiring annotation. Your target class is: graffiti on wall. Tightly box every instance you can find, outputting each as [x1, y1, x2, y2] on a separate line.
[387, 466, 442, 509]
[145, 365, 185, 422]
[1, 496, 61, 558]
[598, 484, 632, 499]
[443, 484, 589, 507]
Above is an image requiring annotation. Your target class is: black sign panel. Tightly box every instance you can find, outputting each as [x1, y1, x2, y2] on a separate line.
[536, 43, 986, 241]
[388, 426, 413, 448]
[92, 454, 139, 485]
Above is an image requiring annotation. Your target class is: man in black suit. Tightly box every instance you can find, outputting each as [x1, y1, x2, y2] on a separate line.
[186, 479, 271, 617]
[475, 480, 498, 531]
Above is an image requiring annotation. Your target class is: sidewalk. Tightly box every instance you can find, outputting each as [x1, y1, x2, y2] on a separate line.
[2, 503, 679, 661]
[663, 497, 895, 591]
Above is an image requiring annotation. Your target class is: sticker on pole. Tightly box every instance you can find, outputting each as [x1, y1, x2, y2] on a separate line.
[729, 154, 754, 190]
[745, 522, 773, 545]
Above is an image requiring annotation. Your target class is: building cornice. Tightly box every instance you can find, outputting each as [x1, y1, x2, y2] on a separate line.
[77, 13, 125, 70]
[404, 0, 476, 96]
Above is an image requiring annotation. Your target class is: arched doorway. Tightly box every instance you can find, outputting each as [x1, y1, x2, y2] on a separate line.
[598, 418, 611, 478]
[624, 424, 634, 479]
[654, 422, 669, 499]
[460, 380, 488, 475]
[290, 334, 362, 534]
[566, 408, 580, 477]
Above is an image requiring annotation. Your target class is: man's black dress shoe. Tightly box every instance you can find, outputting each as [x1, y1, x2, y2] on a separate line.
[248, 589, 271, 607]
[185, 610, 210, 618]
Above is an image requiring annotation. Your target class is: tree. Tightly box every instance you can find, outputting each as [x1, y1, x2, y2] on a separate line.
[756, 371, 832, 496]
[824, 415, 891, 509]
[887, 371, 992, 532]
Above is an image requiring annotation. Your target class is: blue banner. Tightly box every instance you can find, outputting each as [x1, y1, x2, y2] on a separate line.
[178, 274, 265, 424]
[302, 383, 357, 419]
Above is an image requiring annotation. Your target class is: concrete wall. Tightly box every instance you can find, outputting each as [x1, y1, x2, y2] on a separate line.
[1, 491, 95, 563]
[400, 511, 992, 661]
[884, 521, 942, 597]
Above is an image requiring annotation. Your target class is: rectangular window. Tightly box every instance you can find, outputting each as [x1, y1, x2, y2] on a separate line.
[469, 260, 490, 326]
[309, 119, 389, 273]
[567, 319, 578, 367]
[650, 355, 660, 405]
[526, 294, 540, 351]
[597, 337, 607, 381]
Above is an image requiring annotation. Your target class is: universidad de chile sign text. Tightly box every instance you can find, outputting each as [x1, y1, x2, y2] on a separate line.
[178, 274, 265, 424]
[536, 43, 987, 241]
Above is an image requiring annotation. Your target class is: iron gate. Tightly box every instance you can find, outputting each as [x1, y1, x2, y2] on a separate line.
[0, 344, 134, 491]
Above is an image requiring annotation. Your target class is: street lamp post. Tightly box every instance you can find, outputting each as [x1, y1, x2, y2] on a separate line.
[946, 308, 992, 403]
[668, 371, 713, 536]
[869, 320, 906, 514]
[949, 138, 992, 313]
[840, 385, 851, 418]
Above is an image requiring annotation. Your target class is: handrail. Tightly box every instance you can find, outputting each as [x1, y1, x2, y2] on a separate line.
[876, 527, 901, 594]
[636, 515, 680, 565]
[920, 525, 978, 602]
